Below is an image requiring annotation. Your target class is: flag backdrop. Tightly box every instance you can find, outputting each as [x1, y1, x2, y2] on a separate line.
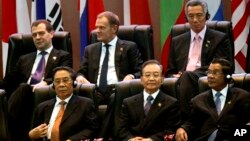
[1, 0, 30, 76]
[232, 0, 250, 73]
[160, 0, 185, 73]
[206, 0, 224, 21]
[31, 0, 64, 31]
[78, 0, 104, 60]
[123, 0, 151, 25]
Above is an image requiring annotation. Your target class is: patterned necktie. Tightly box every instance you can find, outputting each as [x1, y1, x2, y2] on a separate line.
[51, 101, 66, 141]
[186, 34, 201, 71]
[215, 92, 222, 115]
[208, 92, 222, 141]
[99, 44, 111, 93]
[144, 95, 154, 115]
[30, 51, 47, 85]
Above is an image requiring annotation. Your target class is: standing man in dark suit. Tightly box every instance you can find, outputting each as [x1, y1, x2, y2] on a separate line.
[28, 66, 98, 141]
[175, 58, 250, 141]
[118, 60, 181, 141]
[166, 0, 233, 120]
[6, 20, 72, 141]
[76, 11, 143, 105]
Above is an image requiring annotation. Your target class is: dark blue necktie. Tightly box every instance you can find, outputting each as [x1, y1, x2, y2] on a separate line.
[99, 44, 110, 92]
[30, 51, 47, 85]
[144, 95, 154, 115]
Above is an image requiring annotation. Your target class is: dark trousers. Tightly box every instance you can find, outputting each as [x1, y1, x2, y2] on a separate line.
[176, 71, 206, 122]
[8, 83, 34, 141]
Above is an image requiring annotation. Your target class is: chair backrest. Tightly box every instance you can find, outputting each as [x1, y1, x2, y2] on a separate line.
[6, 31, 72, 75]
[0, 90, 9, 141]
[198, 73, 250, 93]
[90, 25, 154, 61]
[113, 78, 178, 138]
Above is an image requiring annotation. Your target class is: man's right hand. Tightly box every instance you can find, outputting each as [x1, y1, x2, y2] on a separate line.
[175, 128, 188, 141]
[76, 75, 90, 84]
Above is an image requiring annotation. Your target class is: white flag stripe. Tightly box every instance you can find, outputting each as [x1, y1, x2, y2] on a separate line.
[79, 0, 87, 18]
[206, 0, 221, 20]
[2, 42, 8, 76]
[123, 0, 131, 25]
[231, 1, 246, 28]
[16, 0, 31, 33]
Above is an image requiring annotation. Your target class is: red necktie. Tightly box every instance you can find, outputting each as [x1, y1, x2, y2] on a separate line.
[186, 34, 201, 71]
[51, 101, 66, 141]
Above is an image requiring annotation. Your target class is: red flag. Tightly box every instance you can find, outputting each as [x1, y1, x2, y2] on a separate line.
[232, 0, 250, 73]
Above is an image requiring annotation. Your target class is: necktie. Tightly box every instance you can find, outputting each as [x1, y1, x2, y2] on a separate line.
[186, 34, 201, 71]
[99, 44, 111, 93]
[30, 51, 47, 85]
[51, 101, 66, 141]
[215, 92, 222, 115]
[144, 95, 154, 115]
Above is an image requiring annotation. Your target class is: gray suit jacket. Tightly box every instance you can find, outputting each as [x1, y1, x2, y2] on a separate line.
[182, 87, 250, 141]
[77, 38, 143, 83]
[118, 91, 181, 141]
[32, 95, 99, 141]
[166, 28, 232, 77]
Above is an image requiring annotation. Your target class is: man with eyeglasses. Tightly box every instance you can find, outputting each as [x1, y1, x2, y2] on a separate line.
[118, 60, 181, 141]
[28, 66, 98, 141]
[175, 58, 250, 141]
[166, 0, 233, 121]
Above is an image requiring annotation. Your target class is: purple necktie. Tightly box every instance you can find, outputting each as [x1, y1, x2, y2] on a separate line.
[30, 51, 47, 85]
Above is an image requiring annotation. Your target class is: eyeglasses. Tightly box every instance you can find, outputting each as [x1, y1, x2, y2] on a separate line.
[143, 72, 161, 78]
[54, 77, 72, 85]
[187, 13, 205, 20]
[206, 70, 223, 76]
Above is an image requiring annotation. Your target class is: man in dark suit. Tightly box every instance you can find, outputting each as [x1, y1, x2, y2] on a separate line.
[28, 66, 98, 141]
[76, 11, 143, 105]
[175, 58, 250, 141]
[6, 20, 72, 141]
[166, 0, 232, 120]
[118, 60, 181, 141]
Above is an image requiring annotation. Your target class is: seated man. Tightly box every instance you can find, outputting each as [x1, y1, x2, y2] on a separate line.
[118, 60, 181, 141]
[28, 66, 98, 141]
[5, 20, 72, 141]
[175, 58, 250, 141]
[166, 0, 233, 120]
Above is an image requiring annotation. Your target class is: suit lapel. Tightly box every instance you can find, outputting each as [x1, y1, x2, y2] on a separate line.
[44, 48, 58, 76]
[25, 53, 37, 79]
[218, 88, 234, 119]
[114, 39, 124, 76]
[44, 99, 56, 124]
[60, 95, 78, 124]
[201, 28, 212, 65]
[182, 32, 192, 68]
[206, 91, 220, 119]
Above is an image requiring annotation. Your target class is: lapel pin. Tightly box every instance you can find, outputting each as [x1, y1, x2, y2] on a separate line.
[53, 56, 57, 60]
[227, 101, 231, 104]
[120, 48, 123, 52]
[158, 103, 162, 107]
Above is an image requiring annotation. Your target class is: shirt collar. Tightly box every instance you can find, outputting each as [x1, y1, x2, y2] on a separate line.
[101, 36, 118, 47]
[212, 84, 229, 98]
[191, 25, 207, 41]
[36, 46, 53, 55]
[55, 94, 73, 106]
[143, 89, 160, 102]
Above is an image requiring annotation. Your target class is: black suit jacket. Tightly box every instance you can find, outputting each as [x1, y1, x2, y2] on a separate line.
[1, 48, 72, 93]
[77, 38, 143, 83]
[118, 91, 181, 141]
[182, 87, 250, 141]
[167, 28, 232, 76]
[32, 95, 99, 141]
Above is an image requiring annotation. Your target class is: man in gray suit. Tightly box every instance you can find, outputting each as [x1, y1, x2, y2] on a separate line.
[175, 58, 250, 141]
[166, 0, 232, 120]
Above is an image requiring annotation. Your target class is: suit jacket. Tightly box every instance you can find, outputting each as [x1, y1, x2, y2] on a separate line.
[182, 87, 250, 141]
[1, 48, 72, 94]
[77, 38, 143, 83]
[166, 28, 232, 77]
[118, 91, 181, 141]
[32, 95, 99, 141]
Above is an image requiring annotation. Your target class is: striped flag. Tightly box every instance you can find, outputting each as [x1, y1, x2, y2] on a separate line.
[31, 0, 64, 31]
[231, 0, 250, 73]
[78, 0, 104, 60]
[123, 0, 151, 25]
[206, 0, 224, 20]
[1, 0, 30, 77]
[160, 0, 185, 73]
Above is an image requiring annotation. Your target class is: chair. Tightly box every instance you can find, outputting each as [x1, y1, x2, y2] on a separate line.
[6, 31, 72, 75]
[198, 73, 250, 93]
[0, 90, 9, 141]
[113, 78, 178, 140]
[90, 25, 154, 61]
[171, 21, 235, 70]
